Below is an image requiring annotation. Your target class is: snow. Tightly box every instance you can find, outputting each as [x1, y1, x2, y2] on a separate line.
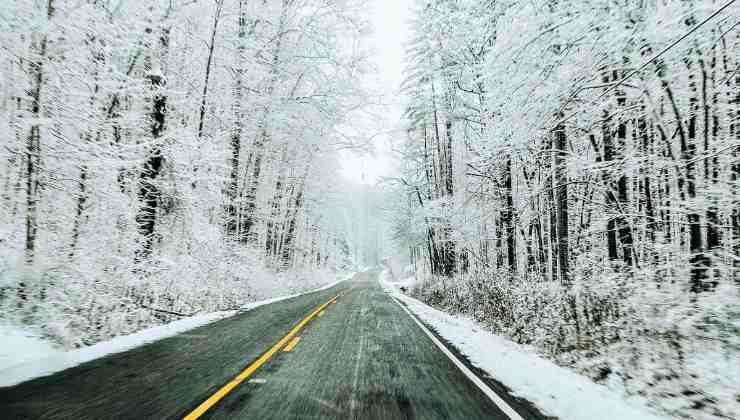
[0, 310, 236, 388]
[379, 270, 671, 420]
[237, 271, 353, 311]
[0, 323, 63, 372]
[0, 271, 355, 388]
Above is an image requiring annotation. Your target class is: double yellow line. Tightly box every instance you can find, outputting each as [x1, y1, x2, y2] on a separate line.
[183, 294, 340, 420]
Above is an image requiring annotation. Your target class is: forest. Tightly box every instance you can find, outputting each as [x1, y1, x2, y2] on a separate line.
[0, 0, 379, 347]
[389, 0, 739, 419]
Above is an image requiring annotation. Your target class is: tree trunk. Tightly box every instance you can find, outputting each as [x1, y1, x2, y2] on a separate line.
[24, 0, 55, 265]
[197, 0, 224, 138]
[241, 0, 289, 241]
[602, 110, 619, 262]
[503, 157, 516, 274]
[135, 44, 167, 259]
[226, 0, 248, 238]
[553, 122, 569, 286]
[615, 111, 634, 267]
[69, 165, 87, 258]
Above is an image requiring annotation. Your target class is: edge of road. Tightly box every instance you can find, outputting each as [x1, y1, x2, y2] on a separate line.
[382, 275, 553, 420]
[391, 296, 555, 420]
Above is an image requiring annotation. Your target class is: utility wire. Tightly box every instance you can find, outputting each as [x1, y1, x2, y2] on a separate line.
[557, 0, 738, 126]
[596, 0, 738, 101]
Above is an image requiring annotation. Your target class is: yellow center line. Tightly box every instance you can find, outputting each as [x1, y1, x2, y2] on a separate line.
[318, 310, 325, 317]
[283, 336, 301, 352]
[183, 293, 340, 420]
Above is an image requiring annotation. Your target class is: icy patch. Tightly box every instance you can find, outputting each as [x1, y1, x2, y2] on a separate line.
[0, 271, 355, 388]
[379, 270, 669, 420]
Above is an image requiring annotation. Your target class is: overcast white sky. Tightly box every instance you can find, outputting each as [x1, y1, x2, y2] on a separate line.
[339, 0, 412, 185]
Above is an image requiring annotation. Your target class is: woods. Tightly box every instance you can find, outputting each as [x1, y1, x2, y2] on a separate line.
[391, 1, 740, 419]
[0, 0, 373, 346]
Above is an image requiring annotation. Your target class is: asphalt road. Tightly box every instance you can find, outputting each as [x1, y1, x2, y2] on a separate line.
[0, 270, 549, 420]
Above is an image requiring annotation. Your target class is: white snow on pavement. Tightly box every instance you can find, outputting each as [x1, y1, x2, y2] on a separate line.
[0, 271, 355, 388]
[380, 270, 670, 420]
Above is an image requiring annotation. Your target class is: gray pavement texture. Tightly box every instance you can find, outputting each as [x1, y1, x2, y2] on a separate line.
[0, 270, 550, 420]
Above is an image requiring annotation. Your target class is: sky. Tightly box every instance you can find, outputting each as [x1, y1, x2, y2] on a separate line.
[338, 0, 412, 185]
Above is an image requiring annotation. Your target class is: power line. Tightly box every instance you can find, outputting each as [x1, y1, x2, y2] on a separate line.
[556, 0, 737, 127]
[596, 0, 738, 101]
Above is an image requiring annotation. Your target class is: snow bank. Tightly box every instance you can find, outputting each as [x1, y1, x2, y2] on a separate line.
[379, 270, 669, 420]
[0, 271, 355, 388]
[236, 271, 353, 312]
[0, 310, 236, 388]
[0, 323, 63, 372]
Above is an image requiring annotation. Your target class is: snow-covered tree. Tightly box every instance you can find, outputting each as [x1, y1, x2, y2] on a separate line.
[0, 0, 374, 346]
[391, 1, 740, 419]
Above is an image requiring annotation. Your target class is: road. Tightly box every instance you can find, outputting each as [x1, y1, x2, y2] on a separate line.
[0, 270, 549, 420]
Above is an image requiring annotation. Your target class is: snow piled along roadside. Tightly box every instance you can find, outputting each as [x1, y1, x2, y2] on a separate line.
[0, 271, 355, 388]
[379, 271, 669, 420]
[0, 323, 63, 372]
[0, 310, 235, 388]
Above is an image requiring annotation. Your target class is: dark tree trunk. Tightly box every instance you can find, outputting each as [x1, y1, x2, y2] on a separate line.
[548, 177, 557, 282]
[69, 165, 87, 258]
[638, 113, 656, 242]
[280, 179, 305, 267]
[729, 68, 740, 283]
[226, 0, 248, 238]
[553, 122, 569, 286]
[264, 170, 284, 257]
[240, 0, 288, 242]
[136, 67, 167, 259]
[701, 56, 720, 286]
[602, 110, 619, 262]
[197, 0, 223, 138]
[24, 0, 54, 265]
[678, 61, 708, 292]
[615, 112, 634, 267]
[240, 134, 265, 241]
[524, 225, 536, 271]
[445, 120, 454, 196]
[503, 157, 516, 274]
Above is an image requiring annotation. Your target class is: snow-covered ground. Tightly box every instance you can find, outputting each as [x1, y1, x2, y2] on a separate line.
[379, 270, 670, 420]
[0, 271, 355, 388]
[0, 323, 63, 372]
